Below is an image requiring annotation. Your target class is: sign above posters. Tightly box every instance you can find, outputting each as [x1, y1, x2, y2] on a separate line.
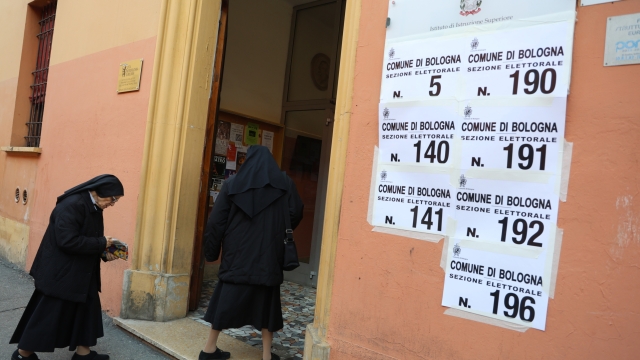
[385, 0, 575, 40]
[604, 13, 640, 67]
[581, 0, 619, 6]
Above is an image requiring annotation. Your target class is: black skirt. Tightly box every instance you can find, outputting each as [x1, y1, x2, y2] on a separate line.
[203, 281, 283, 332]
[10, 273, 103, 352]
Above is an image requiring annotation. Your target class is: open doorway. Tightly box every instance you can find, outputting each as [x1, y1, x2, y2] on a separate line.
[188, 0, 345, 357]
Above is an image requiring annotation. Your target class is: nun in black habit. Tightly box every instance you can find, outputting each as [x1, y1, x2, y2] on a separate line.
[201, 145, 304, 360]
[10, 175, 125, 360]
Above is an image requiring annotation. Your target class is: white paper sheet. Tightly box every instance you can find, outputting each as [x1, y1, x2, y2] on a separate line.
[262, 130, 274, 153]
[381, 21, 573, 102]
[442, 238, 550, 330]
[230, 123, 244, 144]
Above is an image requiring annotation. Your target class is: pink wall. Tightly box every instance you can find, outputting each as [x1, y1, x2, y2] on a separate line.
[26, 37, 156, 315]
[0, 76, 31, 222]
[327, 1, 640, 359]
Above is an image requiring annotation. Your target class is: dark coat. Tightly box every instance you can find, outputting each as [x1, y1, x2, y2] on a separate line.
[30, 192, 107, 303]
[204, 175, 304, 286]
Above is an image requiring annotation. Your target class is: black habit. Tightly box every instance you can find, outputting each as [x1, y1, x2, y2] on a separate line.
[204, 145, 303, 332]
[10, 175, 124, 352]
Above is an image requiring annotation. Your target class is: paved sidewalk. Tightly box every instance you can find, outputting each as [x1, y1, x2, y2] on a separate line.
[0, 258, 172, 360]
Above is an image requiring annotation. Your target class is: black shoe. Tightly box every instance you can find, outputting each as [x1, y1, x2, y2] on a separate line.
[264, 353, 280, 360]
[199, 348, 231, 360]
[11, 350, 39, 360]
[71, 350, 110, 360]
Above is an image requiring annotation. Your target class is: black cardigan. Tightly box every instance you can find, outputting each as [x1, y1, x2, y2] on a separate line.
[204, 175, 304, 286]
[30, 192, 107, 303]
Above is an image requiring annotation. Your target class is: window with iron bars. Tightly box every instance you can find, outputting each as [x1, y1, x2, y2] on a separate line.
[25, 0, 57, 148]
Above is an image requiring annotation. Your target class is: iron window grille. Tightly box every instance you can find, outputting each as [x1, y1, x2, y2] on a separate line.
[25, 0, 57, 147]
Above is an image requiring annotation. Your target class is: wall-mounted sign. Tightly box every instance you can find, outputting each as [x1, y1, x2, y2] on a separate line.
[380, 21, 573, 102]
[385, 0, 575, 40]
[581, 0, 619, 6]
[604, 13, 640, 67]
[117, 59, 143, 93]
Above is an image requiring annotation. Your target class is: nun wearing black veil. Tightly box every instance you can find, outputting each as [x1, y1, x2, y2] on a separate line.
[200, 145, 304, 360]
[10, 175, 125, 360]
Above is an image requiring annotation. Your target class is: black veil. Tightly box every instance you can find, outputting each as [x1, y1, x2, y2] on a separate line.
[227, 145, 287, 218]
[56, 174, 124, 204]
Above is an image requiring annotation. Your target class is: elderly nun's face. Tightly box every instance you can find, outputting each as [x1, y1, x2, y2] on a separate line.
[90, 191, 122, 209]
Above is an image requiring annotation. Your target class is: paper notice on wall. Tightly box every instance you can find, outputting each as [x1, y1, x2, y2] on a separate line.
[378, 98, 566, 174]
[452, 176, 559, 248]
[371, 165, 560, 245]
[456, 98, 566, 173]
[441, 238, 550, 330]
[372, 167, 455, 236]
[378, 100, 459, 167]
[381, 21, 573, 102]
[230, 123, 244, 144]
[245, 123, 260, 145]
[262, 130, 274, 153]
[215, 121, 230, 155]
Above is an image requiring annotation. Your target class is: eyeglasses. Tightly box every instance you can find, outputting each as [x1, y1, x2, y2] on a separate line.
[110, 196, 119, 204]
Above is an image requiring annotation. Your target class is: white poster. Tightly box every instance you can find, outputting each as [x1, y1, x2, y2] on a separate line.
[381, 21, 573, 102]
[372, 167, 456, 236]
[456, 97, 566, 173]
[378, 98, 566, 174]
[262, 130, 274, 153]
[378, 101, 459, 167]
[371, 166, 560, 249]
[230, 123, 244, 144]
[442, 238, 550, 330]
[453, 176, 559, 248]
[386, 0, 575, 40]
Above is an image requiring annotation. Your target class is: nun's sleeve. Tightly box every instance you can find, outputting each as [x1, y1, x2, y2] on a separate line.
[288, 177, 304, 230]
[55, 202, 107, 255]
[204, 183, 231, 262]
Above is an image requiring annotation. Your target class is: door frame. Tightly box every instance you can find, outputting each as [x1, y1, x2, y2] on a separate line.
[188, 0, 229, 311]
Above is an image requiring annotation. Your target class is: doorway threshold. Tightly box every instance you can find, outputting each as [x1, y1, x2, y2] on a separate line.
[191, 278, 317, 359]
[113, 317, 262, 360]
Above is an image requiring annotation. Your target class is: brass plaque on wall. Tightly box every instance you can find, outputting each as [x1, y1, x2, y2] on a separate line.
[117, 59, 144, 93]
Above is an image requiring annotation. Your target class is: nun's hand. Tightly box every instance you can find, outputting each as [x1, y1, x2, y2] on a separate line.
[105, 236, 113, 248]
[105, 253, 119, 262]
